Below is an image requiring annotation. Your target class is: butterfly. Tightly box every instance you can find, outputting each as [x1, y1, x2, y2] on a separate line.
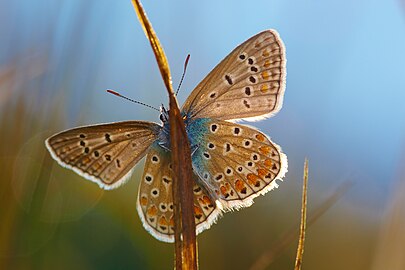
[45, 30, 287, 242]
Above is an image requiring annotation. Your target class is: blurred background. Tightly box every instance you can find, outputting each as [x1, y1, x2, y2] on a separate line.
[1, 1, 405, 269]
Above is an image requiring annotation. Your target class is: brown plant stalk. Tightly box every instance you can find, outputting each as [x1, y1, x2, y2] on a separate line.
[131, 1, 198, 269]
[294, 159, 308, 270]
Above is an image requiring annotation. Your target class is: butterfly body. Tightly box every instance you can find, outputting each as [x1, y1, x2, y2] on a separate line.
[46, 30, 287, 242]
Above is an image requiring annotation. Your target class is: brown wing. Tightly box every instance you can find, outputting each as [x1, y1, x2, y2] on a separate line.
[182, 30, 286, 121]
[137, 143, 221, 242]
[45, 121, 160, 189]
[191, 119, 287, 210]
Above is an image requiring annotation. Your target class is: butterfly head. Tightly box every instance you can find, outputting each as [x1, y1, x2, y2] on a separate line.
[159, 105, 169, 123]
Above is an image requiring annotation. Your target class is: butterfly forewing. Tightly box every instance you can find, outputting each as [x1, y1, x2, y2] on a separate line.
[46, 121, 160, 190]
[182, 30, 286, 121]
[190, 119, 287, 210]
[137, 143, 221, 242]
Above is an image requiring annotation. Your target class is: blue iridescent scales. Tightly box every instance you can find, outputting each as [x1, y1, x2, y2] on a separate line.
[46, 30, 287, 242]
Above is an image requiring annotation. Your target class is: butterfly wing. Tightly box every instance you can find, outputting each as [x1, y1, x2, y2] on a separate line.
[189, 119, 287, 210]
[45, 121, 160, 190]
[137, 142, 221, 242]
[182, 30, 286, 121]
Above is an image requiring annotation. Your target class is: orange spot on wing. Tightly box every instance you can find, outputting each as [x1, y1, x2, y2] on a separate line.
[194, 205, 203, 216]
[93, 162, 102, 170]
[220, 184, 232, 198]
[90, 162, 103, 174]
[202, 196, 212, 205]
[234, 179, 245, 192]
[264, 59, 271, 68]
[220, 185, 227, 196]
[260, 84, 269, 93]
[264, 159, 273, 168]
[140, 196, 148, 206]
[262, 50, 270, 57]
[147, 205, 158, 216]
[82, 156, 91, 165]
[257, 169, 268, 178]
[259, 146, 271, 155]
[247, 173, 259, 186]
[169, 216, 174, 226]
[159, 216, 168, 226]
[261, 71, 270, 80]
[255, 134, 265, 142]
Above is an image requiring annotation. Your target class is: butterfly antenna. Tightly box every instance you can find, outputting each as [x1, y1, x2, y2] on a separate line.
[175, 54, 191, 96]
[106, 89, 160, 111]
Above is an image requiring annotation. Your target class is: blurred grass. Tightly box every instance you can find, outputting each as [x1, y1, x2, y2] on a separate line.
[0, 58, 152, 269]
[371, 152, 405, 270]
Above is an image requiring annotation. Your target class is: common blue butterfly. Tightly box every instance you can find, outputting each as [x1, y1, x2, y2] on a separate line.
[46, 30, 287, 242]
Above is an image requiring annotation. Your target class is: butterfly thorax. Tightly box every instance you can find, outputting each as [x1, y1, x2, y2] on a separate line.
[158, 105, 209, 154]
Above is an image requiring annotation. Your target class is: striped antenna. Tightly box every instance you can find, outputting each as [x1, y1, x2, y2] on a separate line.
[106, 89, 160, 111]
[175, 54, 191, 96]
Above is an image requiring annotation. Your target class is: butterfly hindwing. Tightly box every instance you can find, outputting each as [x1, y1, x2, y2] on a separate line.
[46, 121, 160, 190]
[137, 142, 221, 242]
[190, 119, 287, 210]
[182, 30, 286, 121]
